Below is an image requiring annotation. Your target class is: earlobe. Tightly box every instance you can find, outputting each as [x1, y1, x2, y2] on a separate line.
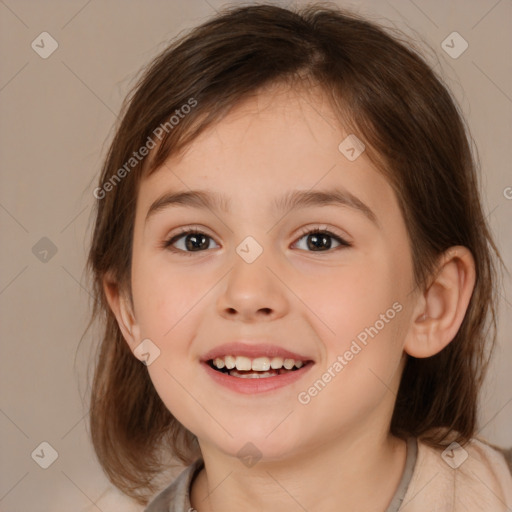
[102, 273, 140, 348]
[404, 246, 476, 358]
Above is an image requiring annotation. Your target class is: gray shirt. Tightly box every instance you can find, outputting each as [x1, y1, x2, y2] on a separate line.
[145, 437, 418, 512]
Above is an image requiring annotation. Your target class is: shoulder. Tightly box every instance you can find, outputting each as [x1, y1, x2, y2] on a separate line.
[145, 459, 204, 512]
[400, 434, 512, 511]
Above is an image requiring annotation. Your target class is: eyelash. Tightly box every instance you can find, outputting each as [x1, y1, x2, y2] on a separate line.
[161, 225, 352, 256]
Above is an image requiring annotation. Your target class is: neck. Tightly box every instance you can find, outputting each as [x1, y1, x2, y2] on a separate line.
[190, 430, 407, 512]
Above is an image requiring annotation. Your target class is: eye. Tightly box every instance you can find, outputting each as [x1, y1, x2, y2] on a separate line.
[162, 225, 351, 255]
[293, 226, 351, 252]
[163, 227, 219, 254]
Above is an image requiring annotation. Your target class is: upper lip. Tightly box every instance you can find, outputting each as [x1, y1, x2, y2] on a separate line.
[200, 341, 314, 362]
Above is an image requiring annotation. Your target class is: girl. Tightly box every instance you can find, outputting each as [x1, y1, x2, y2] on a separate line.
[86, 3, 512, 511]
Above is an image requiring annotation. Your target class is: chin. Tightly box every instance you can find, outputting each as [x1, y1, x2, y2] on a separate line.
[198, 421, 306, 464]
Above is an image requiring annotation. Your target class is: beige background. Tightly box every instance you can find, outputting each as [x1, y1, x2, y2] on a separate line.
[0, 0, 510, 510]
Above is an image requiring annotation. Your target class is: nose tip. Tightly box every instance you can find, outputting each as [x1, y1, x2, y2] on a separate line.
[217, 256, 289, 322]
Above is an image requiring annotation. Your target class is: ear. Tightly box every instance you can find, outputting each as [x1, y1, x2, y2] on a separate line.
[103, 272, 141, 350]
[404, 246, 476, 358]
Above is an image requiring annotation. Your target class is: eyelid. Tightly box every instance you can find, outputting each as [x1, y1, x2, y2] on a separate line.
[161, 225, 219, 253]
[293, 224, 352, 246]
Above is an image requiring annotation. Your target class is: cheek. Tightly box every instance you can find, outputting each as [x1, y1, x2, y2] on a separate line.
[310, 257, 402, 342]
[307, 258, 407, 394]
[131, 260, 212, 430]
[132, 255, 205, 340]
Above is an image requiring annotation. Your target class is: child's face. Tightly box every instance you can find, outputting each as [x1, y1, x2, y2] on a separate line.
[128, 83, 418, 460]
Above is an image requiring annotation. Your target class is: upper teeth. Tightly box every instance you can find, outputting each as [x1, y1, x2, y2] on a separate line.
[212, 355, 304, 371]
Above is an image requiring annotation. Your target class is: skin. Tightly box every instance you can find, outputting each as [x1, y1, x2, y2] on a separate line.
[104, 82, 476, 511]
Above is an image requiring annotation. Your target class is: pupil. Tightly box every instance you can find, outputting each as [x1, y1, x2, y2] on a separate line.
[186, 234, 209, 251]
[308, 233, 331, 251]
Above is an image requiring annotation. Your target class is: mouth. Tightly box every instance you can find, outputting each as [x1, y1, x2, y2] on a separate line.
[200, 342, 314, 393]
[207, 355, 313, 379]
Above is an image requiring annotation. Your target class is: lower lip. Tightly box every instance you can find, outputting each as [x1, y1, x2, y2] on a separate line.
[202, 362, 313, 394]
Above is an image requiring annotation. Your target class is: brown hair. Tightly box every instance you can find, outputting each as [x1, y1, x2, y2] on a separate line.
[85, 3, 503, 505]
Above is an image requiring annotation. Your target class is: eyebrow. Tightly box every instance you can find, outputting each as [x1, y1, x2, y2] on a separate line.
[145, 188, 378, 226]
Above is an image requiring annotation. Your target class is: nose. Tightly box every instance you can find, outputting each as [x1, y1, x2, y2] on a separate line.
[216, 250, 289, 323]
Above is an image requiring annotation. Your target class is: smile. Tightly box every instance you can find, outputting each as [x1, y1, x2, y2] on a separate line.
[208, 355, 308, 378]
[200, 342, 315, 393]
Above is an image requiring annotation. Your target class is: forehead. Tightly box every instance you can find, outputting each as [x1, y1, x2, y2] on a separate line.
[189, 82, 342, 157]
[136, 83, 398, 224]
